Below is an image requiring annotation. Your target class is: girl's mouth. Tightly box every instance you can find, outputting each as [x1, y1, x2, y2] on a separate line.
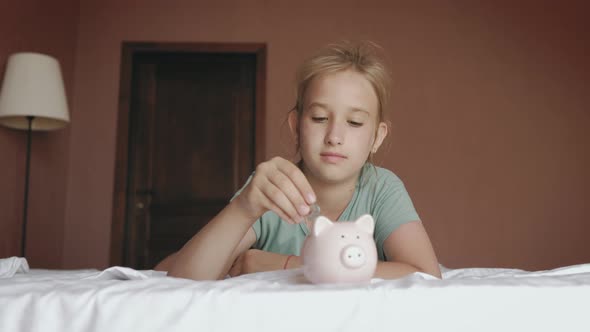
[320, 152, 347, 163]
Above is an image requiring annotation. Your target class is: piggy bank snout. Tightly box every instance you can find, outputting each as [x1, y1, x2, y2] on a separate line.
[340, 245, 367, 269]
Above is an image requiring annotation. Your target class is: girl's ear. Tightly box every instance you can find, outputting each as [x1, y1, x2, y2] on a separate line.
[371, 121, 388, 153]
[288, 109, 299, 140]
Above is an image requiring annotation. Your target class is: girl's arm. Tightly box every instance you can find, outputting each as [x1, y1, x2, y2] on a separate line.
[377, 220, 441, 279]
[166, 199, 256, 280]
[155, 221, 257, 279]
[165, 157, 315, 281]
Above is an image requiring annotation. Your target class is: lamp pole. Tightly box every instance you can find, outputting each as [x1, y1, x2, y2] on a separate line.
[21, 116, 34, 258]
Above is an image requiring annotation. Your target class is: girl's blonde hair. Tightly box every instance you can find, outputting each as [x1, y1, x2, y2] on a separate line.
[293, 40, 391, 123]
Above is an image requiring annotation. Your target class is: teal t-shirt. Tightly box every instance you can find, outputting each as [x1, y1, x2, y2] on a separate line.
[233, 163, 420, 261]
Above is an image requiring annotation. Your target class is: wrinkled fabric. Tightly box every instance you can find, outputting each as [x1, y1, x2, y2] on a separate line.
[0, 257, 29, 278]
[1, 263, 589, 332]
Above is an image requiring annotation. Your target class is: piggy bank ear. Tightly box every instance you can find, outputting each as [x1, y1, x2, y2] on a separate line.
[355, 214, 375, 235]
[312, 216, 333, 236]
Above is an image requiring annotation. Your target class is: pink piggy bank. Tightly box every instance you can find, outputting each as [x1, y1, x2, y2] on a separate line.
[301, 214, 377, 284]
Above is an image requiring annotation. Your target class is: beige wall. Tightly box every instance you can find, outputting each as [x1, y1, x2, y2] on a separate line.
[0, 1, 79, 268]
[2, 0, 588, 270]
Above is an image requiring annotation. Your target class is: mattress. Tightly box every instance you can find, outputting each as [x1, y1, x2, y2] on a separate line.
[1, 261, 589, 332]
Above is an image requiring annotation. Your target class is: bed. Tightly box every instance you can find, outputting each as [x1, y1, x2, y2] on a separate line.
[1, 257, 589, 331]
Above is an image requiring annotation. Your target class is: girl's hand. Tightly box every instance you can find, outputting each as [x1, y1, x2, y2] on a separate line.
[228, 249, 293, 277]
[234, 157, 316, 224]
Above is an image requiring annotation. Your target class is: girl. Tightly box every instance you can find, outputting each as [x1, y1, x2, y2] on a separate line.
[156, 41, 441, 280]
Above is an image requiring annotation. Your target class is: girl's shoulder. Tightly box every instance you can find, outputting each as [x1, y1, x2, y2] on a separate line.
[359, 163, 405, 189]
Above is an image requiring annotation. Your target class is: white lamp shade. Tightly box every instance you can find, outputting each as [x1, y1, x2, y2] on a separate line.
[0, 52, 70, 131]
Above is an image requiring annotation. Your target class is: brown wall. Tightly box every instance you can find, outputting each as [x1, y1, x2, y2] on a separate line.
[65, 0, 590, 270]
[0, 1, 79, 268]
[3, 0, 588, 271]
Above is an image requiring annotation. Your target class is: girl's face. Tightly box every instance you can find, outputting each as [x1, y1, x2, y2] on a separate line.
[292, 69, 387, 184]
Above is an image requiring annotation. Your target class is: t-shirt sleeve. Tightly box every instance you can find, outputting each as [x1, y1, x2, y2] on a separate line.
[372, 172, 421, 260]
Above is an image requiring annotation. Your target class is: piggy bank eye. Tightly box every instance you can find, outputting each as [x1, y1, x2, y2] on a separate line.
[356, 235, 360, 239]
[340, 234, 345, 238]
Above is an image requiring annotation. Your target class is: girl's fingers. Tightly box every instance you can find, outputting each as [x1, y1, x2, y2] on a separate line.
[258, 188, 299, 224]
[250, 157, 315, 223]
[268, 170, 310, 219]
[274, 157, 316, 205]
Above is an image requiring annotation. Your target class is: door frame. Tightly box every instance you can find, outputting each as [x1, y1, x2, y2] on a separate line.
[109, 42, 266, 266]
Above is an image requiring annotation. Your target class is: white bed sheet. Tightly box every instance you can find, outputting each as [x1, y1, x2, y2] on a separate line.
[1, 261, 590, 332]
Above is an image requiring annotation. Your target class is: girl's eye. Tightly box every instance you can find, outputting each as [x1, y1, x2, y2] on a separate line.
[348, 121, 363, 127]
[311, 117, 328, 123]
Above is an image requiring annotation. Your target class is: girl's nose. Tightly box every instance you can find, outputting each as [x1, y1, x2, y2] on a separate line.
[325, 122, 344, 146]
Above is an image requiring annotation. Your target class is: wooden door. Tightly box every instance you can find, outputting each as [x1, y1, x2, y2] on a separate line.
[111, 43, 265, 269]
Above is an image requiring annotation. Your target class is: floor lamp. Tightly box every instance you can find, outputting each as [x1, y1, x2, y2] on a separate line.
[0, 53, 70, 258]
